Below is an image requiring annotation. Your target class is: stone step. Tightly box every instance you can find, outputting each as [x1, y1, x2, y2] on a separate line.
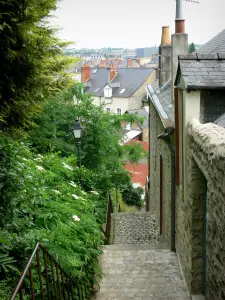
[95, 246, 191, 300]
[104, 243, 169, 251]
[111, 211, 159, 245]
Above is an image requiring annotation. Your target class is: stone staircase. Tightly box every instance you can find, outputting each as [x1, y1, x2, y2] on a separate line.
[94, 212, 191, 300]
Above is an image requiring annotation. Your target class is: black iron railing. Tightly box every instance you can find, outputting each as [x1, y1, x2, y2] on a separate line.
[145, 176, 150, 211]
[104, 193, 113, 242]
[10, 242, 93, 300]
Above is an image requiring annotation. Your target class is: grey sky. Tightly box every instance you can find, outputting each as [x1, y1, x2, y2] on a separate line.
[50, 0, 225, 49]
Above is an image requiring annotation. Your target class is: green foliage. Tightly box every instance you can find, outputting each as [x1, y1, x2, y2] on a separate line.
[111, 189, 137, 213]
[0, 0, 75, 128]
[121, 184, 144, 207]
[0, 136, 105, 290]
[189, 42, 196, 53]
[0, 231, 18, 274]
[27, 83, 146, 194]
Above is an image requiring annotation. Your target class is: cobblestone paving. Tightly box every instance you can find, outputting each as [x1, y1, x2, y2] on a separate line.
[94, 244, 191, 300]
[111, 212, 159, 244]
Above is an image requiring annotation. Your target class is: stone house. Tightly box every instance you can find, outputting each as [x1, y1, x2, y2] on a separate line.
[123, 107, 149, 142]
[81, 63, 156, 115]
[146, 1, 225, 298]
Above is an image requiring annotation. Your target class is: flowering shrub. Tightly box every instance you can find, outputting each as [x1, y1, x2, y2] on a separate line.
[0, 137, 105, 288]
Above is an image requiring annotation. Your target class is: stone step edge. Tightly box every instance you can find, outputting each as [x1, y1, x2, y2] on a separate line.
[111, 211, 155, 217]
[103, 243, 170, 250]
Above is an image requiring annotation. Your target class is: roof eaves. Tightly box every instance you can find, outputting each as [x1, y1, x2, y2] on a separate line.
[146, 84, 173, 129]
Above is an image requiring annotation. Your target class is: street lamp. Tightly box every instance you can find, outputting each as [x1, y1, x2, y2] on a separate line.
[72, 119, 83, 185]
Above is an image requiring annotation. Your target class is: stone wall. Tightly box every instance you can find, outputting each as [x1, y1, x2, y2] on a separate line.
[176, 118, 225, 300]
[111, 211, 159, 244]
[149, 103, 172, 246]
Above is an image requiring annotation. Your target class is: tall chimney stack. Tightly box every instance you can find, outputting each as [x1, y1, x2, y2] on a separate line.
[108, 61, 118, 82]
[159, 26, 171, 87]
[175, 0, 185, 33]
[171, 0, 188, 95]
[81, 64, 91, 83]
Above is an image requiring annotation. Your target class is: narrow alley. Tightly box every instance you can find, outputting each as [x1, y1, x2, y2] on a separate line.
[94, 212, 191, 300]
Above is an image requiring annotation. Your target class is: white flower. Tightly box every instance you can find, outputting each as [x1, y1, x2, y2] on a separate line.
[53, 190, 61, 195]
[62, 162, 73, 171]
[37, 154, 44, 159]
[36, 165, 45, 171]
[72, 194, 79, 199]
[34, 157, 43, 162]
[69, 181, 77, 188]
[22, 158, 28, 161]
[90, 191, 99, 195]
[72, 215, 80, 222]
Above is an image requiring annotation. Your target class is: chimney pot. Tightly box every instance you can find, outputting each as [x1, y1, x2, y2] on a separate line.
[108, 62, 118, 82]
[161, 26, 171, 46]
[127, 58, 132, 67]
[81, 64, 91, 83]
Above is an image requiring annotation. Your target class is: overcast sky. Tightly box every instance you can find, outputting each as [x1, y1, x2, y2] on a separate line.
[50, 0, 225, 49]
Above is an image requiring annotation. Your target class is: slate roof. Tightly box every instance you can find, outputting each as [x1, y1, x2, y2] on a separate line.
[146, 80, 174, 129]
[198, 29, 225, 54]
[214, 113, 225, 128]
[85, 68, 154, 98]
[126, 107, 149, 129]
[175, 53, 225, 89]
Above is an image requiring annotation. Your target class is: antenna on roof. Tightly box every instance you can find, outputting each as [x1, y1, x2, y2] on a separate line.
[184, 0, 199, 3]
[175, 0, 199, 33]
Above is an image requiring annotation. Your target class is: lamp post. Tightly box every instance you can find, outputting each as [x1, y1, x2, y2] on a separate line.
[72, 119, 83, 185]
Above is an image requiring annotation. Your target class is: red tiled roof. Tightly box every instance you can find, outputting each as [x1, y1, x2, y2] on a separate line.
[124, 163, 148, 188]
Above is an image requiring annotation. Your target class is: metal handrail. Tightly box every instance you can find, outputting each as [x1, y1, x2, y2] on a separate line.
[10, 242, 93, 300]
[104, 192, 113, 241]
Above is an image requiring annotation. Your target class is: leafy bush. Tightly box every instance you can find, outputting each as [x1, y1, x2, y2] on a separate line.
[121, 184, 144, 207]
[0, 136, 105, 293]
[111, 189, 136, 213]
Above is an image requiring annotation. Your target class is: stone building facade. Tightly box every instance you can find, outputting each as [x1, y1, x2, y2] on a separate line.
[146, 13, 225, 300]
[91, 71, 156, 114]
[149, 103, 172, 246]
[176, 118, 225, 300]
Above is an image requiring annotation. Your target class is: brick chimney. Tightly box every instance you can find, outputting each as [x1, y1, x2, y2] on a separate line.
[171, 0, 188, 94]
[159, 26, 171, 87]
[99, 59, 106, 68]
[118, 58, 123, 66]
[127, 58, 132, 67]
[81, 64, 91, 83]
[108, 62, 118, 82]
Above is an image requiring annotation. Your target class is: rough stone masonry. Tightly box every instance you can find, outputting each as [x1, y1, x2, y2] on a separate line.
[111, 211, 159, 244]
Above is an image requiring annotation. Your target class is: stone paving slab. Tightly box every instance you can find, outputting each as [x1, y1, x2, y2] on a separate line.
[94, 244, 191, 300]
[111, 212, 159, 244]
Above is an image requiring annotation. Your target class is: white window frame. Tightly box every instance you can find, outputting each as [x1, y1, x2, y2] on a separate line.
[117, 108, 122, 115]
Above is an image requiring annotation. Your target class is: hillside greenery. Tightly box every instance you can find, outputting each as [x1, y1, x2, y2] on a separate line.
[0, 1, 146, 297]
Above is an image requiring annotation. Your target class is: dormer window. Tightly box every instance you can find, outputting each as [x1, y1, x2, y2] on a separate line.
[119, 88, 126, 94]
[104, 84, 112, 98]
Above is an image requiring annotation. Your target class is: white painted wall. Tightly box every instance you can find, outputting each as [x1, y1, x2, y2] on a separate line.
[91, 96, 129, 114]
[182, 90, 201, 202]
[183, 91, 201, 125]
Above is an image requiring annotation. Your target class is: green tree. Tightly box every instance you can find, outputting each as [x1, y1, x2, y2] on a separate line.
[0, 0, 75, 128]
[189, 42, 196, 53]
[27, 83, 146, 193]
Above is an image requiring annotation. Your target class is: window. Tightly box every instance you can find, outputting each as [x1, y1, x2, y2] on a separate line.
[119, 88, 126, 94]
[106, 107, 110, 112]
[117, 108, 121, 115]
